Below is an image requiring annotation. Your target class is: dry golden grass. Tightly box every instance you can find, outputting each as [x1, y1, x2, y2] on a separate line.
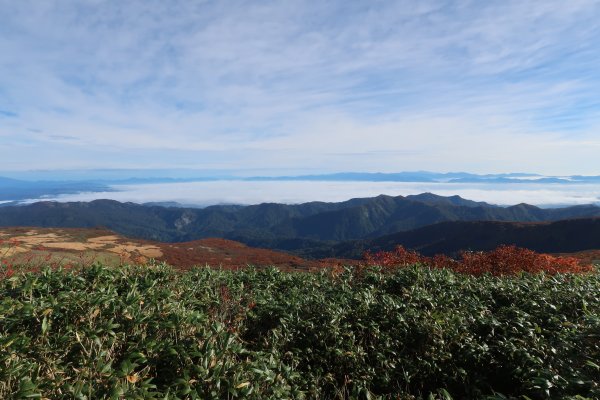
[0, 228, 163, 266]
[0, 227, 343, 271]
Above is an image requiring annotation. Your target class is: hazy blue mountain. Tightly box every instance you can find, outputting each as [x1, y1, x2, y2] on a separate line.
[447, 177, 572, 184]
[0, 177, 24, 185]
[245, 172, 440, 182]
[243, 171, 547, 182]
[0, 177, 112, 201]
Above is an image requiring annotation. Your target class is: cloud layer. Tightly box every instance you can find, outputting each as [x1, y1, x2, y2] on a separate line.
[24, 181, 600, 208]
[1, 0, 599, 174]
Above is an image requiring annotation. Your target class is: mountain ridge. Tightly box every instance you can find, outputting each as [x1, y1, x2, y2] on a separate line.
[2, 194, 600, 257]
[318, 218, 600, 259]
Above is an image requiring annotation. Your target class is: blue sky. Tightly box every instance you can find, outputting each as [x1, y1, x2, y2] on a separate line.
[1, 0, 600, 176]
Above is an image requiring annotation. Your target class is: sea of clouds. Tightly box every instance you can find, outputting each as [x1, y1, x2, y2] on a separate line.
[21, 180, 600, 208]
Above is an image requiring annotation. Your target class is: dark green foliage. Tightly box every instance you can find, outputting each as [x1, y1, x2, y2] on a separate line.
[1, 264, 599, 399]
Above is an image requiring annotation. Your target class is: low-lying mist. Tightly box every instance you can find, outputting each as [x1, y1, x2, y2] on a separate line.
[19, 180, 600, 208]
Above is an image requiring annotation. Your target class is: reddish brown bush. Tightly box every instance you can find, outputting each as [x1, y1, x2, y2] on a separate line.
[363, 245, 593, 276]
[364, 245, 422, 267]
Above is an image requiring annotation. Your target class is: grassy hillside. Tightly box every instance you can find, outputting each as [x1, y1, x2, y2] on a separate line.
[0, 227, 335, 272]
[0, 263, 598, 399]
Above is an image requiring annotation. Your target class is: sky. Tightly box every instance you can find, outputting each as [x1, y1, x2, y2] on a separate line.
[1, 0, 600, 176]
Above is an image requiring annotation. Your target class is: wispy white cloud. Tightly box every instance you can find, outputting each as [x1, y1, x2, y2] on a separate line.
[0, 0, 599, 173]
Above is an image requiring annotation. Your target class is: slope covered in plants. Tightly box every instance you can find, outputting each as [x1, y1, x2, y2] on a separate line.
[1, 262, 598, 399]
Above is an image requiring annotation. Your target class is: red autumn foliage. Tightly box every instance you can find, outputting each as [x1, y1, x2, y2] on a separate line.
[363, 245, 593, 276]
[0, 259, 14, 278]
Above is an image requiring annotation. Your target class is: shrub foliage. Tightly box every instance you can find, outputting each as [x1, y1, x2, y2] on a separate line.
[364, 245, 593, 275]
[0, 263, 599, 399]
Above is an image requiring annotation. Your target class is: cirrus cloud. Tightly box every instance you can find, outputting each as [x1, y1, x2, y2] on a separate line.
[0, 0, 599, 174]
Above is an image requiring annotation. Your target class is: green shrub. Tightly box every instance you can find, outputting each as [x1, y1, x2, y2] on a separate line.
[1, 263, 598, 399]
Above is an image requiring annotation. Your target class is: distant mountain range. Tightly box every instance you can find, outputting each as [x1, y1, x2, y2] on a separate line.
[243, 171, 588, 184]
[3, 171, 600, 204]
[2, 193, 600, 258]
[0, 177, 112, 203]
[5, 169, 600, 183]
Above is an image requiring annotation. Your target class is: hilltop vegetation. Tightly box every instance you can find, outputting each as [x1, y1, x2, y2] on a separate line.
[0, 227, 332, 273]
[1, 262, 598, 399]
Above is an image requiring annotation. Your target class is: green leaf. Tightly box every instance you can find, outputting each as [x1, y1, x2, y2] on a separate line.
[41, 316, 49, 334]
[585, 360, 600, 370]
